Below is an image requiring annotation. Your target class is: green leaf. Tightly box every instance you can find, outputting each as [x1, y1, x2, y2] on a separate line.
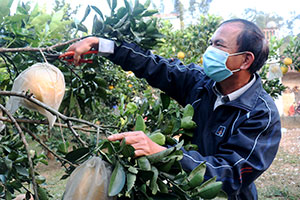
[125, 102, 138, 114]
[159, 158, 175, 172]
[171, 117, 181, 134]
[133, 2, 145, 16]
[108, 161, 126, 196]
[92, 15, 104, 34]
[183, 104, 194, 118]
[91, 6, 104, 20]
[0, 0, 14, 21]
[161, 150, 183, 163]
[193, 176, 217, 193]
[149, 132, 165, 145]
[187, 162, 206, 188]
[134, 115, 146, 132]
[81, 5, 91, 23]
[142, 9, 158, 17]
[150, 166, 159, 194]
[194, 181, 223, 199]
[157, 178, 168, 193]
[181, 116, 197, 129]
[58, 141, 69, 154]
[107, 0, 111, 9]
[15, 166, 29, 177]
[2, 145, 11, 153]
[215, 190, 228, 199]
[126, 172, 136, 193]
[124, 0, 132, 14]
[137, 156, 151, 170]
[128, 166, 138, 174]
[114, 13, 128, 29]
[146, 147, 175, 164]
[5, 157, 12, 170]
[112, 0, 117, 11]
[147, 140, 183, 163]
[161, 93, 170, 110]
[144, 0, 151, 9]
[30, 14, 51, 29]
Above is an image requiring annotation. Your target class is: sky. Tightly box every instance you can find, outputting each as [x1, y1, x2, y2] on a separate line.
[209, 0, 300, 36]
[11, 0, 300, 36]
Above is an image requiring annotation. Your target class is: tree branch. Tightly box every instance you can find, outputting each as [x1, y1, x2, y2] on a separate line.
[0, 91, 115, 143]
[0, 116, 116, 133]
[0, 91, 106, 141]
[0, 38, 83, 53]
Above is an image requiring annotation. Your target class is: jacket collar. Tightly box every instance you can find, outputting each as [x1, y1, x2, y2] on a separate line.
[204, 73, 263, 111]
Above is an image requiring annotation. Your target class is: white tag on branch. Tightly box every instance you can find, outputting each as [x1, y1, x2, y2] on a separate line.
[268, 64, 282, 80]
[6, 63, 65, 128]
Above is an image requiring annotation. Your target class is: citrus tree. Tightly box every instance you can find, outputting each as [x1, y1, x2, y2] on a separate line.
[155, 14, 222, 65]
[0, 0, 227, 199]
[282, 35, 300, 71]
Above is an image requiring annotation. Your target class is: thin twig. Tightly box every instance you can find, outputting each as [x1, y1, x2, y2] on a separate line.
[20, 126, 77, 168]
[67, 120, 87, 147]
[0, 104, 39, 200]
[0, 117, 116, 132]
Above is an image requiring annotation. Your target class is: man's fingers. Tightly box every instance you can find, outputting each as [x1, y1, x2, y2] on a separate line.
[134, 150, 145, 157]
[123, 135, 140, 144]
[73, 53, 81, 65]
[108, 133, 125, 141]
[66, 44, 75, 51]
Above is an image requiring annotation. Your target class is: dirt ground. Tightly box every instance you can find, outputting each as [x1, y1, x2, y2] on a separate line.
[278, 128, 300, 155]
[255, 128, 300, 199]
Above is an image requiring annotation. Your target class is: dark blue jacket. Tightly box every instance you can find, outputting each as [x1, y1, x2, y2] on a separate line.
[108, 42, 282, 199]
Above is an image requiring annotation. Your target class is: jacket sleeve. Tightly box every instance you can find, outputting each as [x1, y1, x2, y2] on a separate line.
[107, 42, 205, 106]
[180, 102, 282, 196]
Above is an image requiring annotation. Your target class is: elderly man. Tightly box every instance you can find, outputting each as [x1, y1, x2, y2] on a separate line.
[67, 19, 281, 199]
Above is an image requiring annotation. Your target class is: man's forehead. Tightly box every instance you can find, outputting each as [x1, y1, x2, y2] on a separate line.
[211, 22, 243, 45]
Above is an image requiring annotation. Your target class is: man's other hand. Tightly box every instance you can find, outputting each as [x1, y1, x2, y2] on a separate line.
[108, 131, 166, 157]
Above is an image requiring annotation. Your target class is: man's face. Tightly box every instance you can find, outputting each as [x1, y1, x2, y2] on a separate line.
[210, 22, 245, 71]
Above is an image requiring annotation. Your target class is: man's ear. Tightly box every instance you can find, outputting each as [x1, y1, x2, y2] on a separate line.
[241, 52, 255, 70]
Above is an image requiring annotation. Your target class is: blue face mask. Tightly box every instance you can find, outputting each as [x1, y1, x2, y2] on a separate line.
[203, 46, 247, 82]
